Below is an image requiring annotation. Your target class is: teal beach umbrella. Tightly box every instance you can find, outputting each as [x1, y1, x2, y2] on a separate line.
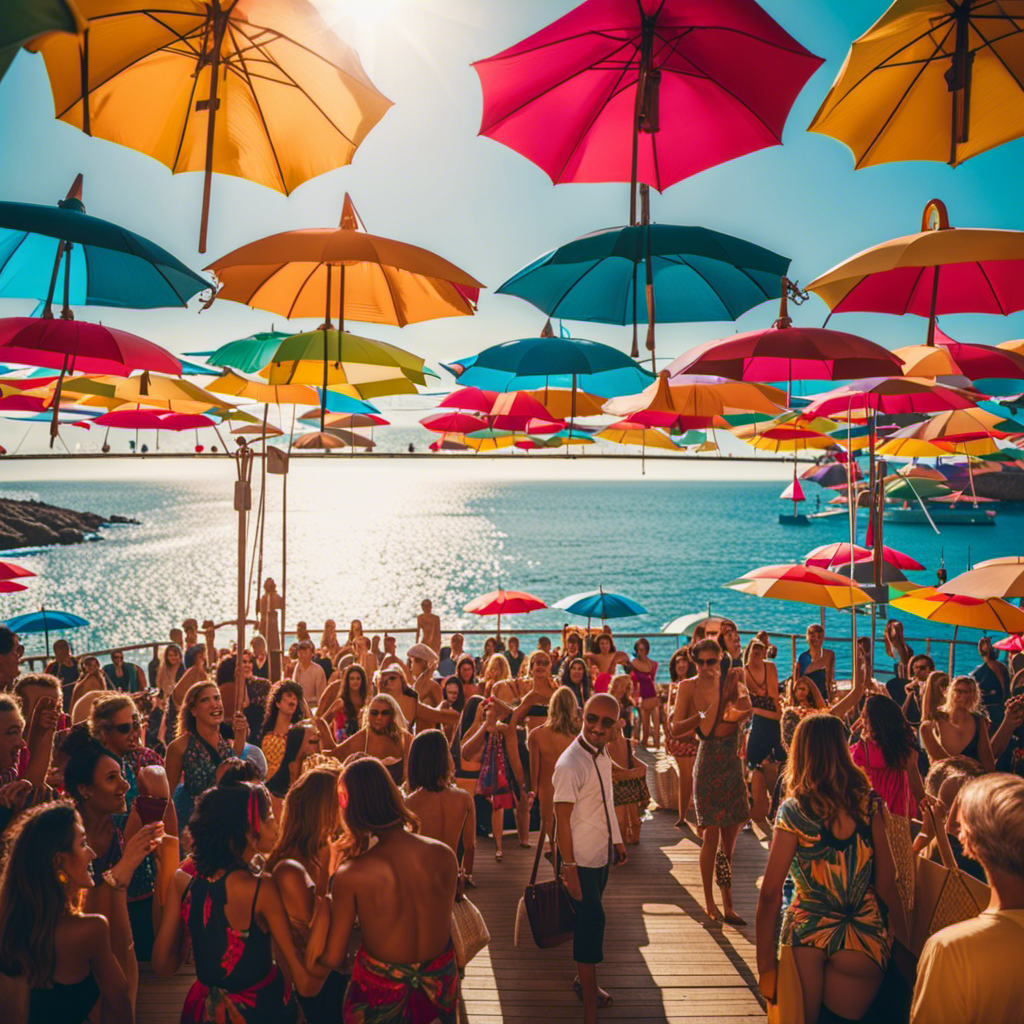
[196, 331, 293, 375]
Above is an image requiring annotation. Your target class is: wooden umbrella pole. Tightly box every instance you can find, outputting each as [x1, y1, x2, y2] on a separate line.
[235, 443, 253, 715]
[642, 184, 656, 370]
[321, 264, 332, 433]
[198, 2, 228, 254]
[628, 4, 654, 226]
[79, 29, 91, 135]
[925, 266, 940, 346]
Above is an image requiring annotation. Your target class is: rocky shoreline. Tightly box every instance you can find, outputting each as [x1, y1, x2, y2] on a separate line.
[0, 497, 139, 551]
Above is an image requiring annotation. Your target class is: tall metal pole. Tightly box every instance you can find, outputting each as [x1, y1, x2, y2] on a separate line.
[235, 443, 253, 713]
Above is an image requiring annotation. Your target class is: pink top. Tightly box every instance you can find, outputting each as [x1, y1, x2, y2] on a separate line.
[851, 737, 916, 818]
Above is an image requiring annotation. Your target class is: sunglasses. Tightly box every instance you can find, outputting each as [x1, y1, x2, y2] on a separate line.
[696, 657, 720, 666]
[585, 713, 616, 729]
[369, 709, 393, 717]
[108, 717, 141, 734]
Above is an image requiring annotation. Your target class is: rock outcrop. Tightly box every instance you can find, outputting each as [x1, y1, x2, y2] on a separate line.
[0, 498, 139, 551]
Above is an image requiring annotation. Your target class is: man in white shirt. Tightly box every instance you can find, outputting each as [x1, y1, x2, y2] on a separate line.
[553, 693, 627, 1024]
[290, 640, 327, 708]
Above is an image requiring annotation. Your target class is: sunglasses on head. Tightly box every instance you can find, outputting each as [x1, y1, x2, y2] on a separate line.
[696, 656, 719, 666]
[585, 712, 616, 729]
[369, 708, 393, 717]
[108, 717, 141, 734]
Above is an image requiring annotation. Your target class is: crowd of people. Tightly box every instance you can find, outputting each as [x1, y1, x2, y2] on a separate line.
[0, 600, 1022, 1024]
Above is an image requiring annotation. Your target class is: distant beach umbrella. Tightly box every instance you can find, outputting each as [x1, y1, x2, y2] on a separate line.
[323, 427, 374, 450]
[0, 175, 210, 313]
[726, 564, 871, 609]
[290, 431, 346, 451]
[0, 581, 28, 594]
[554, 588, 647, 620]
[206, 369, 319, 407]
[809, 0, 1024, 169]
[464, 589, 547, 639]
[938, 563, 1024, 601]
[93, 408, 215, 431]
[313, 412, 388, 430]
[420, 411, 488, 434]
[803, 377, 975, 419]
[199, 332, 293, 375]
[595, 420, 679, 452]
[804, 542, 924, 573]
[5, 607, 88, 656]
[438, 387, 498, 414]
[0, 561, 35, 582]
[36, 5, 393, 251]
[27, 372, 236, 414]
[891, 586, 1024, 633]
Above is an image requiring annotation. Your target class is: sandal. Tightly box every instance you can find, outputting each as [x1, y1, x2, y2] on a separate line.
[572, 978, 614, 1008]
[494, 850, 503, 862]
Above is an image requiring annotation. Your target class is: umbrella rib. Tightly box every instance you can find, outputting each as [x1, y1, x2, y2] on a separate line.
[224, 21, 289, 193]
[287, 263, 325, 320]
[968, 18, 1024, 101]
[377, 266, 407, 328]
[662, 252, 773, 318]
[975, 259, 1006, 314]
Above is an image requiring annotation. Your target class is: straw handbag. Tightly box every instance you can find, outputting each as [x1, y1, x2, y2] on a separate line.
[653, 756, 678, 811]
[881, 802, 915, 919]
[909, 807, 989, 956]
[451, 894, 490, 968]
[765, 946, 805, 1024]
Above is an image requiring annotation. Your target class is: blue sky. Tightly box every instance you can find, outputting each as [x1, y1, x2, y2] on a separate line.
[1, 0, 1024, 405]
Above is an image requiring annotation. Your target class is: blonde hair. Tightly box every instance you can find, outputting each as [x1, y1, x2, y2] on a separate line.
[921, 671, 950, 721]
[362, 692, 408, 740]
[941, 675, 982, 716]
[483, 654, 511, 687]
[545, 686, 580, 737]
[609, 673, 632, 703]
[959, 774, 1024, 878]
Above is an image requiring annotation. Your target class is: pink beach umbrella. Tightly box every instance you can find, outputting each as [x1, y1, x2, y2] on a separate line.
[0, 561, 35, 582]
[421, 411, 488, 434]
[994, 635, 1024, 653]
[438, 387, 498, 414]
[93, 409, 214, 431]
[802, 377, 975, 419]
[804, 542, 924, 573]
[473, 0, 822, 220]
[464, 588, 547, 641]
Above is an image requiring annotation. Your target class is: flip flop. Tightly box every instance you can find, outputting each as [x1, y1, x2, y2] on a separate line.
[572, 978, 613, 1008]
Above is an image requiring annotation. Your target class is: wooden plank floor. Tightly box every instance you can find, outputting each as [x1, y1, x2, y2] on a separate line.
[138, 753, 769, 1023]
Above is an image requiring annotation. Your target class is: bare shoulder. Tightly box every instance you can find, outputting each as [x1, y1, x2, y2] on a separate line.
[66, 912, 111, 944]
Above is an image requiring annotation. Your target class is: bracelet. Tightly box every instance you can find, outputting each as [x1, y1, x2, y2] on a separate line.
[562, 861, 576, 868]
[102, 868, 128, 891]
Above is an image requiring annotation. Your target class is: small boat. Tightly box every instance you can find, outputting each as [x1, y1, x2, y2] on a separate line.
[779, 477, 809, 524]
[808, 508, 848, 520]
[884, 505, 996, 526]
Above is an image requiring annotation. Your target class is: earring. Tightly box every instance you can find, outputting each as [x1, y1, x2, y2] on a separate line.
[57, 867, 67, 885]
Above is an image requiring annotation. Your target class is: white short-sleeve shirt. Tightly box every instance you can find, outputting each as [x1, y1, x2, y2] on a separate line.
[552, 736, 622, 868]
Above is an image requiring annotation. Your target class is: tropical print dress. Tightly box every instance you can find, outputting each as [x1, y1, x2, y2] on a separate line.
[181, 869, 296, 1024]
[776, 794, 890, 971]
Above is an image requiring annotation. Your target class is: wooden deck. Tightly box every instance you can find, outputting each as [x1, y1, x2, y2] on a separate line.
[138, 754, 769, 1023]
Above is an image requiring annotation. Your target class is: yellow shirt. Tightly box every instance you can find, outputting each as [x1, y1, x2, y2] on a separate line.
[911, 910, 1024, 1024]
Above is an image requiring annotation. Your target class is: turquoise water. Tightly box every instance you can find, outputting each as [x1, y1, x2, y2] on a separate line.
[0, 458, 1015, 677]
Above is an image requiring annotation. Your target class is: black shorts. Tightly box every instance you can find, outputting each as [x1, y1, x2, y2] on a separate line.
[569, 864, 609, 964]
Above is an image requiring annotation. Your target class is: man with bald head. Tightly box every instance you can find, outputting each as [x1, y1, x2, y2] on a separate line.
[553, 693, 628, 1023]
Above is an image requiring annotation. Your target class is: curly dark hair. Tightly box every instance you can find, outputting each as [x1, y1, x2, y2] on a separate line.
[188, 782, 270, 877]
[862, 693, 917, 770]
[262, 681, 309, 738]
[59, 725, 116, 804]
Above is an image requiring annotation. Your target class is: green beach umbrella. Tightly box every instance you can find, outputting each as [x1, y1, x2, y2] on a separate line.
[0, 0, 82, 82]
[196, 331, 292, 375]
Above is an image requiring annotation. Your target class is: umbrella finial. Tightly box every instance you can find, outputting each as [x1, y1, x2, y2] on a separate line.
[540, 318, 555, 338]
[340, 194, 366, 232]
[922, 199, 950, 232]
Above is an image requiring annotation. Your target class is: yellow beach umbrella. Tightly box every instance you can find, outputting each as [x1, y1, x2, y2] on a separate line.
[808, 0, 1024, 168]
[892, 344, 966, 379]
[206, 369, 318, 406]
[746, 432, 833, 453]
[523, 387, 605, 419]
[726, 563, 872, 609]
[24, 372, 236, 414]
[595, 420, 679, 452]
[891, 586, 1024, 633]
[938, 563, 1024, 600]
[35, 1, 392, 252]
[998, 338, 1024, 356]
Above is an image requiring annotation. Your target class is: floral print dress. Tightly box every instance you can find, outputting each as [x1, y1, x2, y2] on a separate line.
[776, 794, 890, 971]
[181, 869, 295, 1024]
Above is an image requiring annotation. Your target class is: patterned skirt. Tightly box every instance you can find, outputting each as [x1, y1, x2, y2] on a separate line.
[693, 732, 749, 828]
[613, 775, 651, 809]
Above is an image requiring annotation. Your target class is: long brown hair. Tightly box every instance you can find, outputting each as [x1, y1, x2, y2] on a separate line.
[784, 714, 872, 825]
[0, 802, 79, 986]
[175, 680, 220, 739]
[339, 757, 419, 857]
[265, 767, 341, 875]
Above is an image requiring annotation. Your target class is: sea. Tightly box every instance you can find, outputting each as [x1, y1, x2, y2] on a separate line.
[1, 454, 1017, 679]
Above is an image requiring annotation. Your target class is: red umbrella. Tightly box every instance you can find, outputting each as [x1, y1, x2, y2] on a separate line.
[421, 411, 488, 434]
[0, 317, 181, 445]
[438, 387, 498, 414]
[994, 635, 1024, 653]
[429, 437, 471, 452]
[0, 581, 28, 593]
[489, 391, 552, 421]
[0, 561, 35, 582]
[473, 0, 822, 221]
[933, 328, 1024, 381]
[464, 588, 547, 640]
[802, 377, 975, 418]
[673, 323, 903, 386]
[93, 409, 214, 431]
[804, 542, 924, 573]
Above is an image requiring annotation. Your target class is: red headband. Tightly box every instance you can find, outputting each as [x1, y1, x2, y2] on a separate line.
[248, 785, 261, 837]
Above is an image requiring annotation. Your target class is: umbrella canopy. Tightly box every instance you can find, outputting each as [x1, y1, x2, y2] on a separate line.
[804, 542, 924, 572]
[5, 608, 88, 632]
[976, 555, 1024, 568]
[807, 199, 1024, 345]
[808, 0, 1024, 168]
[489, 391, 553, 422]
[309, 412, 387, 430]
[497, 223, 790, 326]
[934, 332, 1024, 380]
[464, 590, 547, 616]
[938, 563, 1024, 600]
[207, 195, 481, 324]
[324, 427, 374, 449]
[891, 586, 1024, 633]
[0, 581, 28, 594]
[801, 460, 863, 488]
[0, 561, 35, 582]
[473, 0, 821, 199]
[672, 323, 903, 383]
[438, 387, 498, 414]
[232, 423, 283, 438]
[884, 476, 952, 500]
[262, 330, 426, 400]
[0, 0, 83, 82]
[0, 179, 211, 314]
[290, 430, 346, 450]
[994, 634, 1024, 652]
[444, 336, 656, 398]
[37, 2, 393, 251]
[206, 368, 318, 407]
[803, 377, 975, 418]
[93, 408, 215, 431]
[198, 331, 293, 374]
[27, 372, 235, 414]
[726, 563, 872, 608]
[554, 589, 647, 619]
[523, 387, 606, 419]
[421, 411, 488, 434]
[596, 420, 679, 451]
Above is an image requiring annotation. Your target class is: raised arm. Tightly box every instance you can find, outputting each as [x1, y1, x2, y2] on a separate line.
[22, 695, 58, 789]
[828, 677, 865, 722]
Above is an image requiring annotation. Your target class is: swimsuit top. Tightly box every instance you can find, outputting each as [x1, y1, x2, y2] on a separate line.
[29, 973, 100, 1024]
[959, 713, 984, 762]
[631, 666, 657, 699]
[750, 693, 778, 713]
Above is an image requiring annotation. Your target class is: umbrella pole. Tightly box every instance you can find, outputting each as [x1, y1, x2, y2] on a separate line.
[949, 624, 958, 676]
[641, 184, 656, 370]
[235, 443, 254, 715]
[79, 30, 91, 135]
[198, 3, 227, 254]
[926, 266, 940, 346]
[321, 265, 332, 433]
[567, 372, 577, 459]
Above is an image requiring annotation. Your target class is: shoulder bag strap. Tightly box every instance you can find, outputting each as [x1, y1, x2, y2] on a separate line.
[926, 803, 961, 876]
[592, 750, 615, 865]
[529, 814, 549, 886]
